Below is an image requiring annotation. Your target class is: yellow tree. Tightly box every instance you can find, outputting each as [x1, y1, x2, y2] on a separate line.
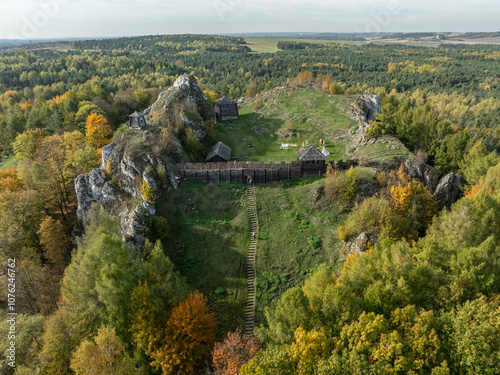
[85, 113, 112, 150]
[70, 325, 135, 375]
[141, 181, 155, 204]
[203, 90, 220, 105]
[0, 169, 23, 193]
[287, 328, 328, 375]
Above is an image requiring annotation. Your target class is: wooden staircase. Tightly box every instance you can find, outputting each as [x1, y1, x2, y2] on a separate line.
[245, 186, 258, 335]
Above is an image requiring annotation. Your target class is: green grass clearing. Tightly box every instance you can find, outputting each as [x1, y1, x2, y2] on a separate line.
[215, 88, 357, 162]
[357, 136, 410, 161]
[156, 177, 352, 333]
[216, 88, 410, 164]
[157, 181, 250, 334]
[254, 178, 349, 324]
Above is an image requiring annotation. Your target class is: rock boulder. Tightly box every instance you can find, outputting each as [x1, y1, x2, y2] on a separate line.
[434, 172, 463, 209]
[349, 232, 377, 255]
[404, 159, 440, 192]
[358, 95, 381, 123]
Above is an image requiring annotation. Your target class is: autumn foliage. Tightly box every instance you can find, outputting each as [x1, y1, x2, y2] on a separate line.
[85, 113, 112, 150]
[151, 291, 217, 375]
[464, 184, 483, 198]
[291, 71, 314, 87]
[212, 329, 260, 375]
[38, 216, 69, 266]
[141, 180, 155, 204]
[70, 325, 134, 375]
[0, 168, 23, 192]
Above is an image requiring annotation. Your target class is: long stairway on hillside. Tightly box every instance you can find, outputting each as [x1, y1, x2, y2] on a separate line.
[245, 186, 258, 335]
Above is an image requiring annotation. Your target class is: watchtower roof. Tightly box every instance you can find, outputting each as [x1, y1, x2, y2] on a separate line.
[130, 111, 145, 118]
[296, 147, 327, 162]
[214, 96, 237, 105]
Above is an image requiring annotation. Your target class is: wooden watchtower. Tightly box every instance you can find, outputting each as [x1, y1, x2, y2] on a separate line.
[128, 111, 147, 129]
[296, 147, 327, 177]
[214, 97, 239, 121]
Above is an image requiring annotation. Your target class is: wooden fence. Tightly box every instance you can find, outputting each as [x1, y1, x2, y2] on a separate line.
[177, 159, 358, 184]
[178, 161, 303, 184]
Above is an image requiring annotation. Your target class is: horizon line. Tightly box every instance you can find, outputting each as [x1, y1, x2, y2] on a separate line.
[2, 30, 500, 42]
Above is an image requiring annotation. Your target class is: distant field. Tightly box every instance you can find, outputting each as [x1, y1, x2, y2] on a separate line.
[368, 34, 500, 48]
[446, 36, 500, 45]
[245, 38, 362, 53]
[0, 156, 15, 170]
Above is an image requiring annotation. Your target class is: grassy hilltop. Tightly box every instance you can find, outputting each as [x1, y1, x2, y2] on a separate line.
[157, 88, 402, 332]
[216, 87, 406, 163]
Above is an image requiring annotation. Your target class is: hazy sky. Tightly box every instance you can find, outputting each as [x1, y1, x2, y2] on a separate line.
[1, 0, 498, 40]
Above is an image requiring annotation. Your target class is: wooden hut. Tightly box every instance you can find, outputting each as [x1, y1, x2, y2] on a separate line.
[214, 97, 239, 121]
[128, 111, 147, 129]
[296, 147, 327, 176]
[205, 141, 232, 163]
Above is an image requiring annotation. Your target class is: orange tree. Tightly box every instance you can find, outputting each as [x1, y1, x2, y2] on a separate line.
[212, 329, 260, 375]
[151, 291, 217, 375]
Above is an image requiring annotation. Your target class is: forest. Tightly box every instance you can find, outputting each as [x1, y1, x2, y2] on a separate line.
[0, 34, 500, 374]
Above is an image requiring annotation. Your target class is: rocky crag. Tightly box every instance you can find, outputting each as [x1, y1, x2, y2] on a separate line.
[75, 75, 211, 247]
[346, 94, 382, 156]
[348, 159, 463, 255]
[145, 74, 213, 139]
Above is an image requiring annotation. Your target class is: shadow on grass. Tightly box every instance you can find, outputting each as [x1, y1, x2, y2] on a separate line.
[166, 224, 248, 334]
[158, 181, 250, 334]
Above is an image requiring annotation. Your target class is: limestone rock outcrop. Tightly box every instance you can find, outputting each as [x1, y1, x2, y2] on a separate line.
[144, 74, 213, 140]
[75, 168, 106, 222]
[434, 172, 463, 209]
[75, 139, 175, 247]
[356, 95, 381, 124]
[404, 159, 440, 191]
[74, 75, 213, 247]
[349, 232, 377, 255]
[347, 94, 382, 156]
